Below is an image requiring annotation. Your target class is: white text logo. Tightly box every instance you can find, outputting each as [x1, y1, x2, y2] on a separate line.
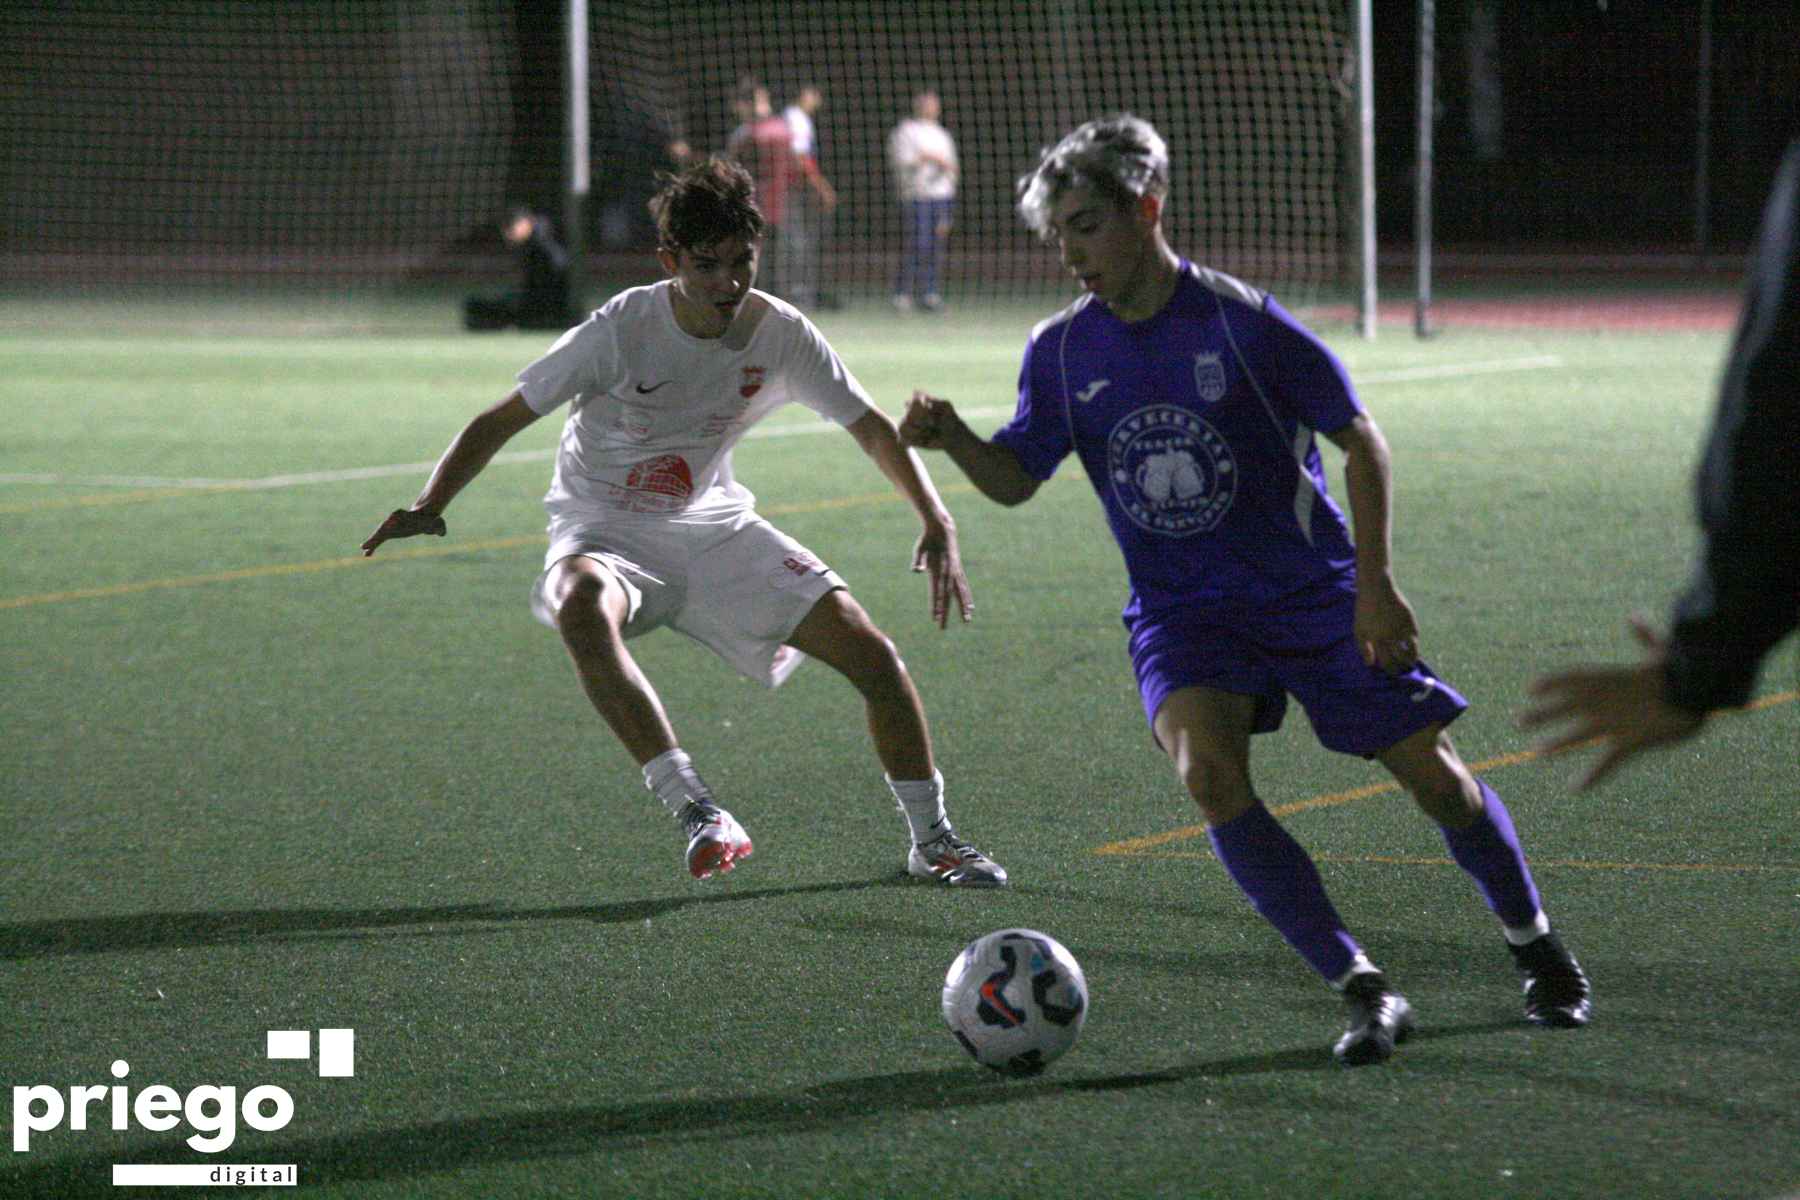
[11, 1028, 352, 1154]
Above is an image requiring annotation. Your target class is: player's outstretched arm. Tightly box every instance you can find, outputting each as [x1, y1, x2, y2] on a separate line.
[361, 390, 541, 557]
[898, 391, 1040, 508]
[846, 408, 973, 628]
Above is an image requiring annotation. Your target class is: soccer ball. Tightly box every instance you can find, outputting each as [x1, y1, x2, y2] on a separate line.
[941, 928, 1088, 1076]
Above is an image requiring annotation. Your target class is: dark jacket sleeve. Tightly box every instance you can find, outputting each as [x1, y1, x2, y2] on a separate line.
[522, 215, 571, 294]
[1662, 139, 1800, 713]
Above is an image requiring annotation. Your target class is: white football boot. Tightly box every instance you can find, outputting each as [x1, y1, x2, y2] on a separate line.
[908, 828, 1008, 887]
[680, 802, 753, 880]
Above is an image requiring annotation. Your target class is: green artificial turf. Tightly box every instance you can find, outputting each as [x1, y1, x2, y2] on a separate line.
[2, 291, 1795, 1198]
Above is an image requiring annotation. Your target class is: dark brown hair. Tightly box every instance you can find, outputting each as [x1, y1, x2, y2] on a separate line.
[648, 155, 766, 253]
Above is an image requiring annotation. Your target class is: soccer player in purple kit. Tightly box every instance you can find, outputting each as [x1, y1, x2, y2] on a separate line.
[900, 114, 1591, 1065]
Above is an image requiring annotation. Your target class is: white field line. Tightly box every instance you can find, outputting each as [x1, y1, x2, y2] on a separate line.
[1353, 354, 1564, 384]
[1, 354, 1562, 492]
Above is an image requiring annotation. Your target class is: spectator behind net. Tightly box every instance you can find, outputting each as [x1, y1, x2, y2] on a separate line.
[464, 207, 586, 332]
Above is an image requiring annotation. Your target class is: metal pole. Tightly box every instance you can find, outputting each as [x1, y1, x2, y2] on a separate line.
[1415, 0, 1435, 338]
[1356, 0, 1377, 339]
[565, 0, 589, 300]
[1694, 0, 1713, 261]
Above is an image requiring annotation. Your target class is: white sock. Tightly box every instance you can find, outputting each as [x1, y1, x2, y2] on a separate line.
[643, 749, 715, 819]
[1331, 954, 1382, 991]
[887, 771, 948, 844]
[1503, 911, 1552, 946]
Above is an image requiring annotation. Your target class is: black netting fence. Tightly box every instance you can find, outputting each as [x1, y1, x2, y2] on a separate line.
[3, 1, 1353, 305]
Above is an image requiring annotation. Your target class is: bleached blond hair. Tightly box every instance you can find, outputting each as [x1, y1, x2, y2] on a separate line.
[1016, 113, 1170, 238]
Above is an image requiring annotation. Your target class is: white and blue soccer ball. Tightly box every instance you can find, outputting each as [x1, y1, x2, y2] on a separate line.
[941, 928, 1088, 1076]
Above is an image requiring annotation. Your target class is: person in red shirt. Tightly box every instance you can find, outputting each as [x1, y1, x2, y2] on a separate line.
[780, 84, 838, 310]
[727, 81, 800, 300]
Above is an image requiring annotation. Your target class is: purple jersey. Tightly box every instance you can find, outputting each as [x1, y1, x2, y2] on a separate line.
[993, 261, 1363, 621]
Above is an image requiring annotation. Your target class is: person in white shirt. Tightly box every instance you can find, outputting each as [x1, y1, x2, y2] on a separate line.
[887, 89, 958, 312]
[784, 85, 821, 160]
[779, 84, 837, 310]
[362, 156, 1006, 888]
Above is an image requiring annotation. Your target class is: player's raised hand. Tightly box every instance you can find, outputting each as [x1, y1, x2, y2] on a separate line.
[911, 518, 974, 628]
[361, 508, 447, 556]
[899, 390, 958, 450]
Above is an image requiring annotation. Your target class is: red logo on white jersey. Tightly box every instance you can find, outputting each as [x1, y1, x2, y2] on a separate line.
[739, 366, 766, 398]
[783, 551, 823, 576]
[625, 454, 694, 501]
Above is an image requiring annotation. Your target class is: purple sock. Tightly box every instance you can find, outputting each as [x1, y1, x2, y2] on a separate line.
[1440, 779, 1543, 928]
[1208, 802, 1362, 982]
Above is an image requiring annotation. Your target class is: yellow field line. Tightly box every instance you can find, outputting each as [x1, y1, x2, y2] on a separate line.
[0, 484, 983, 611]
[0, 485, 249, 515]
[1094, 689, 1798, 858]
[0, 535, 544, 610]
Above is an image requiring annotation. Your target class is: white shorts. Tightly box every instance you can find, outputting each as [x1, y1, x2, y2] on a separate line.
[530, 510, 846, 688]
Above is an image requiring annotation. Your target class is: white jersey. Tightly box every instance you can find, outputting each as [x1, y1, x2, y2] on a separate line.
[888, 117, 958, 201]
[516, 281, 876, 526]
[784, 104, 816, 157]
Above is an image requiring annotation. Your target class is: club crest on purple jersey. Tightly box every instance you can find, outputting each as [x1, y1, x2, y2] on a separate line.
[1193, 351, 1228, 403]
[1107, 404, 1236, 536]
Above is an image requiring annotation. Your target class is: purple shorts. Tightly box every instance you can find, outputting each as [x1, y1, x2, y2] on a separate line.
[1127, 583, 1468, 757]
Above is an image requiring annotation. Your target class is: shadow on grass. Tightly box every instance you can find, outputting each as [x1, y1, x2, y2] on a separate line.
[0, 1037, 1410, 1198]
[0, 877, 906, 960]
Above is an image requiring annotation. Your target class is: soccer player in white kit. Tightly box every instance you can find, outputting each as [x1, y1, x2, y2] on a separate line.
[362, 156, 1006, 887]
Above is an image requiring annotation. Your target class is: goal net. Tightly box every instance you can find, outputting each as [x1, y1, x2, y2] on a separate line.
[0, 2, 516, 288]
[4, 1, 1350, 308]
[599, 0, 1353, 306]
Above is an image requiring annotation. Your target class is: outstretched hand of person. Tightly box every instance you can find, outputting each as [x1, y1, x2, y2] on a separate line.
[361, 508, 447, 557]
[911, 518, 974, 629]
[1519, 616, 1707, 791]
[898, 392, 958, 450]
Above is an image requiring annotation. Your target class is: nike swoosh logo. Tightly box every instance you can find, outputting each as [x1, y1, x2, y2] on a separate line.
[635, 380, 672, 394]
[1074, 379, 1111, 403]
[1410, 680, 1436, 703]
